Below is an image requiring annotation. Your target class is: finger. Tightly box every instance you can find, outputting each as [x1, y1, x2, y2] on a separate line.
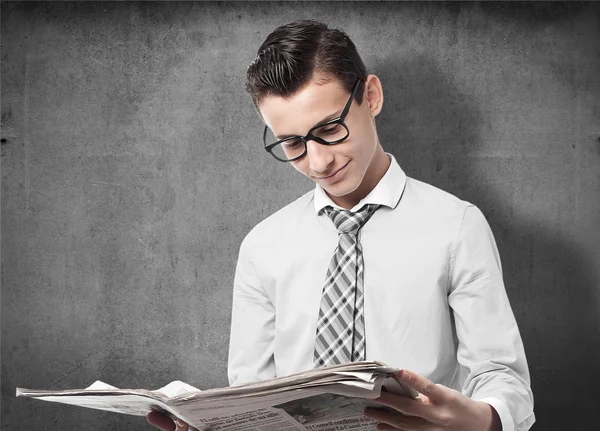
[175, 419, 189, 431]
[397, 370, 446, 402]
[364, 407, 430, 430]
[146, 411, 176, 431]
[371, 391, 437, 422]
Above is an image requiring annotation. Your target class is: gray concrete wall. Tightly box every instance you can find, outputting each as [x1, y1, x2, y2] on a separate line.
[2, 2, 599, 430]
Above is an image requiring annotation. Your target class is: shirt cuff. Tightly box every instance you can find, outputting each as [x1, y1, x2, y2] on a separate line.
[478, 397, 513, 431]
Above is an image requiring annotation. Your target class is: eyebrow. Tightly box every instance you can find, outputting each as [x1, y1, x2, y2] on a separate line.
[275, 109, 343, 140]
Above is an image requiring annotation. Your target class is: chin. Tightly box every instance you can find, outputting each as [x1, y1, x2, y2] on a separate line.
[322, 180, 360, 198]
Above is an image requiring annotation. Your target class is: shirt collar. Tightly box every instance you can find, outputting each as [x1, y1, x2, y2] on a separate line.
[313, 153, 407, 214]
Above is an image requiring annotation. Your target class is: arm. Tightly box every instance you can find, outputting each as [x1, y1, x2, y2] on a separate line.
[364, 205, 534, 431]
[447, 205, 534, 431]
[227, 235, 276, 386]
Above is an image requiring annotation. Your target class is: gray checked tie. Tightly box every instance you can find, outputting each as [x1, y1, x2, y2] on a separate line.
[313, 203, 380, 367]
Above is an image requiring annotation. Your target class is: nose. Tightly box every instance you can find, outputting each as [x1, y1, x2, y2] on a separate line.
[306, 139, 334, 173]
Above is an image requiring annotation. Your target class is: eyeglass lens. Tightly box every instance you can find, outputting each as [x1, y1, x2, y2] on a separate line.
[266, 122, 349, 161]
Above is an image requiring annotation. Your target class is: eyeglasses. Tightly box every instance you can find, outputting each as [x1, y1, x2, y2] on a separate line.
[263, 78, 362, 162]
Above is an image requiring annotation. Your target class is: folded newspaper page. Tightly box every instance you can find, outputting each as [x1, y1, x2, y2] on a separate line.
[17, 361, 418, 431]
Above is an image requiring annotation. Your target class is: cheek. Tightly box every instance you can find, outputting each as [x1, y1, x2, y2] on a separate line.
[351, 130, 373, 160]
[350, 118, 372, 147]
[357, 121, 377, 155]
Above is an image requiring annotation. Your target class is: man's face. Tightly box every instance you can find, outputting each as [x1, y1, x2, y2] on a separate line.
[258, 75, 384, 204]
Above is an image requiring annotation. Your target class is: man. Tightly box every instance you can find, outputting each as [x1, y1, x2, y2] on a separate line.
[148, 20, 534, 431]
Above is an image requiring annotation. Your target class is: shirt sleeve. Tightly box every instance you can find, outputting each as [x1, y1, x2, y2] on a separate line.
[448, 205, 535, 431]
[227, 235, 276, 386]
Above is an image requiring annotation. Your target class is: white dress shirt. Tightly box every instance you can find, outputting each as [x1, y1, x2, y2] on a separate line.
[228, 154, 535, 431]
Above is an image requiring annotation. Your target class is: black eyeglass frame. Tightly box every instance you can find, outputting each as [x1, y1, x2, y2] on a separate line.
[263, 78, 363, 162]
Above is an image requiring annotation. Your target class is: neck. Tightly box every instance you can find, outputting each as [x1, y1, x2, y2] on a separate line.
[328, 146, 390, 210]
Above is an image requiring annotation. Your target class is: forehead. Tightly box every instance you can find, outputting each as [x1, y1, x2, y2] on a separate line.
[258, 78, 349, 135]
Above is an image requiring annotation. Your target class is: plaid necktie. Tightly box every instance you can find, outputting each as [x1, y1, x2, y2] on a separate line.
[314, 203, 380, 367]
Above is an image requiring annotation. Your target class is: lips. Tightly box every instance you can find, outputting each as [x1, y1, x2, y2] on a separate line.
[316, 161, 349, 180]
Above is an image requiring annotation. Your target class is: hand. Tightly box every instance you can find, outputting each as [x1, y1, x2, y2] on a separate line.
[363, 370, 501, 431]
[146, 411, 189, 431]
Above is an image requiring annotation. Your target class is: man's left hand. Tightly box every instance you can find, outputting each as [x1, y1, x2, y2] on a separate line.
[364, 370, 501, 431]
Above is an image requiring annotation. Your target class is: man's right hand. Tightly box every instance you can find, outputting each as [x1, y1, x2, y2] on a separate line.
[146, 411, 189, 431]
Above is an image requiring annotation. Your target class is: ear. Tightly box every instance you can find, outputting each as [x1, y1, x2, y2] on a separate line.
[364, 74, 384, 117]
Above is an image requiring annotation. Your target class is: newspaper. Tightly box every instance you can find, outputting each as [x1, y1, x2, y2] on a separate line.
[17, 361, 418, 431]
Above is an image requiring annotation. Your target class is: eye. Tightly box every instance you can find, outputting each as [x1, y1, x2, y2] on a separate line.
[321, 125, 341, 135]
[313, 123, 344, 138]
[282, 139, 302, 149]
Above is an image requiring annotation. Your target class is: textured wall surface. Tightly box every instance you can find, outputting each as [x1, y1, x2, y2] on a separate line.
[2, 2, 599, 430]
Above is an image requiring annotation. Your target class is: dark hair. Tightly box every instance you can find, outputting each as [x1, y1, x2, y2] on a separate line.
[246, 20, 368, 109]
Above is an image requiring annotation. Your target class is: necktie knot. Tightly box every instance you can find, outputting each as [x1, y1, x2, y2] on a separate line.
[323, 204, 380, 235]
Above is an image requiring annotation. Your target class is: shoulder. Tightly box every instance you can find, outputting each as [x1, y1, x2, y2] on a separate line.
[397, 177, 484, 240]
[402, 176, 473, 217]
[240, 188, 316, 252]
